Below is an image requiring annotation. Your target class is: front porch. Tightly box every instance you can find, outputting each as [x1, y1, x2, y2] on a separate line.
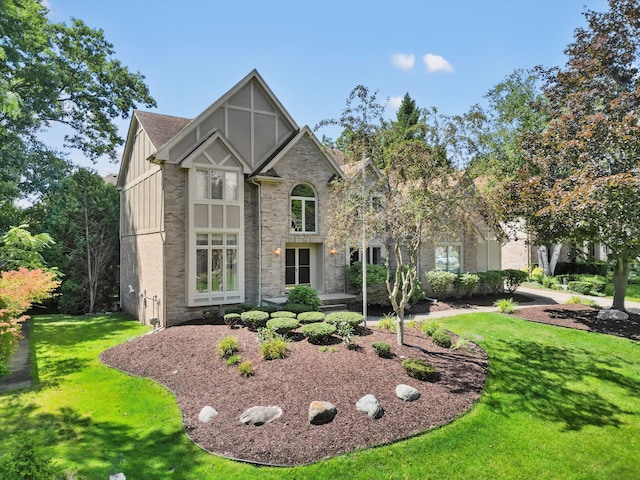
[263, 292, 357, 311]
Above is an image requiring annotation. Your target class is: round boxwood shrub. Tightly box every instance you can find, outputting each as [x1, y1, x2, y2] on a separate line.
[300, 322, 336, 344]
[297, 311, 326, 324]
[283, 302, 315, 314]
[223, 312, 242, 327]
[402, 358, 437, 381]
[270, 310, 297, 319]
[431, 329, 452, 348]
[371, 341, 392, 358]
[325, 312, 363, 329]
[240, 310, 270, 330]
[286, 285, 322, 310]
[266, 317, 299, 335]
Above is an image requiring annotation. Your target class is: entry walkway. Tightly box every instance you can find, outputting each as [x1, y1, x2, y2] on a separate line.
[0, 320, 32, 392]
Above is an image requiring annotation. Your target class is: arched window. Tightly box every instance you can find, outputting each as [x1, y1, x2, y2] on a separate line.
[291, 183, 317, 233]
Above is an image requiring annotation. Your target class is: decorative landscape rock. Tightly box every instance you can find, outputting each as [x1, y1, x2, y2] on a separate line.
[109, 474, 126, 480]
[597, 309, 629, 321]
[356, 394, 384, 419]
[395, 384, 421, 402]
[308, 400, 337, 425]
[239, 406, 283, 426]
[199, 406, 219, 423]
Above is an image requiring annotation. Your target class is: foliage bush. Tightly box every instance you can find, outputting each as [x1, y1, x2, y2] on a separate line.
[421, 321, 441, 337]
[226, 355, 242, 366]
[567, 281, 592, 295]
[300, 322, 336, 344]
[270, 310, 297, 319]
[364, 282, 392, 307]
[425, 270, 457, 299]
[346, 261, 388, 290]
[325, 311, 364, 329]
[530, 266, 545, 283]
[297, 311, 325, 324]
[567, 296, 600, 308]
[223, 312, 242, 327]
[494, 297, 518, 314]
[261, 338, 288, 360]
[238, 360, 254, 376]
[0, 268, 59, 377]
[240, 310, 270, 330]
[254, 305, 278, 314]
[336, 321, 357, 348]
[266, 317, 299, 335]
[431, 328, 452, 348]
[282, 302, 315, 314]
[0, 431, 61, 480]
[402, 358, 437, 381]
[371, 341, 392, 358]
[455, 272, 479, 298]
[286, 285, 322, 311]
[502, 269, 528, 293]
[216, 336, 239, 358]
[375, 314, 397, 332]
[477, 270, 504, 295]
[578, 275, 607, 294]
[541, 276, 560, 289]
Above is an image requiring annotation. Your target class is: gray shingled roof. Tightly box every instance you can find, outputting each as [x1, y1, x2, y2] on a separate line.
[134, 110, 192, 149]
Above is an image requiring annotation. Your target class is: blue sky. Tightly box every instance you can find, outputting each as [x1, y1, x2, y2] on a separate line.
[46, 0, 610, 175]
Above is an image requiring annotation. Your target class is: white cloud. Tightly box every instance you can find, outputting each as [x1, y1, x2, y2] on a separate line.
[391, 53, 415, 71]
[387, 96, 404, 111]
[423, 53, 453, 73]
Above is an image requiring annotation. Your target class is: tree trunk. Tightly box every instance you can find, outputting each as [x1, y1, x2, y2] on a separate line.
[549, 244, 562, 276]
[538, 244, 562, 276]
[538, 245, 549, 275]
[396, 311, 404, 345]
[612, 255, 629, 312]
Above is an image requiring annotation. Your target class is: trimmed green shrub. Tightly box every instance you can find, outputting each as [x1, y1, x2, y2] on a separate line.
[238, 360, 254, 376]
[297, 311, 325, 324]
[431, 328, 452, 348]
[266, 317, 299, 335]
[286, 285, 322, 311]
[494, 297, 518, 314]
[300, 322, 336, 344]
[325, 311, 363, 329]
[425, 270, 457, 299]
[578, 275, 607, 294]
[371, 341, 392, 358]
[261, 338, 288, 360]
[541, 276, 560, 289]
[240, 310, 270, 330]
[421, 321, 441, 337]
[402, 358, 437, 381]
[283, 302, 315, 314]
[365, 283, 392, 307]
[226, 355, 242, 366]
[217, 336, 239, 358]
[223, 312, 242, 327]
[455, 272, 479, 298]
[346, 261, 387, 289]
[477, 270, 504, 294]
[255, 305, 278, 314]
[568, 281, 592, 295]
[270, 310, 297, 318]
[502, 269, 528, 293]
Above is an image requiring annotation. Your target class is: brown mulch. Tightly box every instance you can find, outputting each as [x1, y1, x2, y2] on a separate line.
[514, 303, 640, 341]
[100, 325, 488, 466]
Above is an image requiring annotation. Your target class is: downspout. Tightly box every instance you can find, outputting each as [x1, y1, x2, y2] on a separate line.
[251, 179, 262, 305]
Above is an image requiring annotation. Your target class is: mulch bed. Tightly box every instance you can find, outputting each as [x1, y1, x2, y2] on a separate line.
[100, 325, 488, 466]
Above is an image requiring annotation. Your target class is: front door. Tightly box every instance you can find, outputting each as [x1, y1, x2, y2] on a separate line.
[285, 247, 310, 286]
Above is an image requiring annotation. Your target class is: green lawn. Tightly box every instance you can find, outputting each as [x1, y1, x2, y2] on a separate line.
[606, 282, 640, 302]
[1, 313, 639, 479]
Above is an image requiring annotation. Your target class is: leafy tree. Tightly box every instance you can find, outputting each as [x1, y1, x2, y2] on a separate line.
[41, 169, 119, 314]
[393, 93, 421, 140]
[0, 0, 155, 215]
[509, 0, 640, 310]
[0, 225, 55, 271]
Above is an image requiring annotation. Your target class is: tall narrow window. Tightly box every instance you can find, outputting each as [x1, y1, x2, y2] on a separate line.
[435, 245, 461, 273]
[194, 233, 239, 294]
[291, 183, 317, 233]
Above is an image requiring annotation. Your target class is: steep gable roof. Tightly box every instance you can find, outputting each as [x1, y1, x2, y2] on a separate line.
[134, 110, 192, 150]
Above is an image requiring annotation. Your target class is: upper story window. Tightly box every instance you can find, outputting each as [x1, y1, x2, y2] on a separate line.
[291, 183, 317, 233]
[196, 169, 238, 202]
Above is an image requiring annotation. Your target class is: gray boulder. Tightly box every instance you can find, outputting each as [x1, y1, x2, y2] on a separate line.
[597, 309, 629, 321]
[395, 384, 421, 402]
[356, 394, 384, 419]
[109, 474, 126, 480]
[309, 401, 337, 425]
[198, 406, 218, 423]
[239, 406, 283, 426]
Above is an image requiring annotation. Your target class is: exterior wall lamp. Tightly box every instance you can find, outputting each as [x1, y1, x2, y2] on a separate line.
[329, 247, 337, 255]
[273, 247, 281, 255]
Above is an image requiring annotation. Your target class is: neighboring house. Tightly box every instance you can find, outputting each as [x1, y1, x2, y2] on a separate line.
[118, 70, 501, 327]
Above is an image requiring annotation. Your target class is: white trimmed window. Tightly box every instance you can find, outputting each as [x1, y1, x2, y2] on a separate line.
[189, 166, 243, 306]
[435, 244, 462, 274]
[290, 183, 317, 233]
